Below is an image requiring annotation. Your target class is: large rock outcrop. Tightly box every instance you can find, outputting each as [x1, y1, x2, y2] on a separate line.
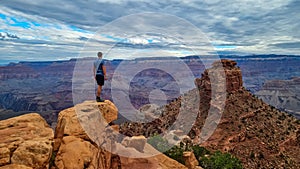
[53, 100, 119, 169]
[0, 100, 188, 169]
[195, 59, 243, 94]
[53, 100, 187, 169]
[0, 113, 54, 169]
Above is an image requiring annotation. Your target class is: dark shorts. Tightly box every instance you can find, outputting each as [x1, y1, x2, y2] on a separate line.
[96, 74, 104, 86]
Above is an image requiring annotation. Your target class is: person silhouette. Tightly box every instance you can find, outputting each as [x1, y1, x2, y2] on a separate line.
[93, 52, 107, 102]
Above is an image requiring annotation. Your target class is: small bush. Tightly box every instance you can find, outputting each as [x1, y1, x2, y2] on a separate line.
[164, 145, 185, 164]
[200, 151, 243, 169]
[163, 142, 243, 169]
[192, 145, 210, 159]
[147, 134, 172, 153]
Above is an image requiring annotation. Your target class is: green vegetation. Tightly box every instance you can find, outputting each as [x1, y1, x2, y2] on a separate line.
[147, 134, 172, 153]
[148, 135, 243, 169]
[164, 143, 185, 164]
[164, 143, 243, 169]
[200, 151, 243, 169]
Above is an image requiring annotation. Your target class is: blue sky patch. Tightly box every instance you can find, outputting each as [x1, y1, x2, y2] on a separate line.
[10, 17, 31, 28]
[69, 25, 90, 33]
[0, 13, 6, 19]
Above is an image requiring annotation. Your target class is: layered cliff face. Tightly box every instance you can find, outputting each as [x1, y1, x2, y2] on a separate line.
[0, 61, 75, 127]
[255, 77, 300, 118]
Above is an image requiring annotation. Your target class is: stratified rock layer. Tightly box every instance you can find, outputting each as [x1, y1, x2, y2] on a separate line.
[255, 77, 300, 118]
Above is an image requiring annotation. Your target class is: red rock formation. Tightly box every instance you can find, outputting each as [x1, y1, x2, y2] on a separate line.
[195, 59, 243, 94]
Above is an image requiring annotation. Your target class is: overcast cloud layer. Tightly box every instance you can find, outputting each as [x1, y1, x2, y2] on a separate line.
[0, 0, 299, 63]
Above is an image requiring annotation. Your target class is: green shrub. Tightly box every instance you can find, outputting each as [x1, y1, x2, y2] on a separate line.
[191, 145, 210, 160]
[164, 145, 185, 164]
[200, 151, 243, 169]
[162, 142, 243, 169]
[147, 134, 172, 153]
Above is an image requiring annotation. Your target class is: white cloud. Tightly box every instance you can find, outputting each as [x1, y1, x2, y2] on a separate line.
[0, 0, 299, 64]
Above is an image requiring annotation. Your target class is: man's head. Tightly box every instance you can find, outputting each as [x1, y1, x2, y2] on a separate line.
[97, 52, 103, 58]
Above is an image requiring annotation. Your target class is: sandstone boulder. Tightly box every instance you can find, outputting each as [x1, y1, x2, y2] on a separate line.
[121, 135, 146, 152]
[53, 100, 119, 169]
[0, 113, 53, 169]
[11, 140, 53, 168]
[183, 151, 199, 169]
[54, 136, 97, 169]
[120, 153, 188, 169]
[0, 164, 32, 169]
[54, 100, 118, 150]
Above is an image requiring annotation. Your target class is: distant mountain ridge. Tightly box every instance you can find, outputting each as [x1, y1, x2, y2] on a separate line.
[0, 55, 299, 127]
[255, 77, 300, 118]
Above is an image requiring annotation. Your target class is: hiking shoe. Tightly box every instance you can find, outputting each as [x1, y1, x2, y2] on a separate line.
[96, 97, 105, 102]
[96, 97, 101, 102]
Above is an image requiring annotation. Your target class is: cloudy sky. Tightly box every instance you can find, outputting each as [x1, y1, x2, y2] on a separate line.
[0, 0, 299, 64]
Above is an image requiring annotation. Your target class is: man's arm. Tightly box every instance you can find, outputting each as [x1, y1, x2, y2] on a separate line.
[93, 64, 96, 79]
[103, 65, 107, 80]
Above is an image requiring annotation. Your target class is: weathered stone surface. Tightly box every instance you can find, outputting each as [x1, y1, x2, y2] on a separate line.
[54, 100, 118, 151]
[194, 166, 204, 169]
[54, 136, 97, 169]
[53, 100, 120, 169]
[120, 153, 188, 169]
[111, 140, 188, 169]
[95, 100, 118, 123]
[0, 113, 53, 169]
[121, 136, 146, 153]
[53, 100, 187, 169]
[154, 154, 188, 169]
[0, 148, 10, 166]
[11, 140, 52, 169]
[0, 164, 32, 169]
[183, 151, 199, 169]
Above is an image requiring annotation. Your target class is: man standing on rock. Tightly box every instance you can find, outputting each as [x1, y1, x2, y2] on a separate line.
[93, 52, 107, 102]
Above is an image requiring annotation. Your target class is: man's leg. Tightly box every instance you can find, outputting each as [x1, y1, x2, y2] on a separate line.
[96, 85, 104, 102]
[97, 85, 102, 97]
[96, 75, 105, 102]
